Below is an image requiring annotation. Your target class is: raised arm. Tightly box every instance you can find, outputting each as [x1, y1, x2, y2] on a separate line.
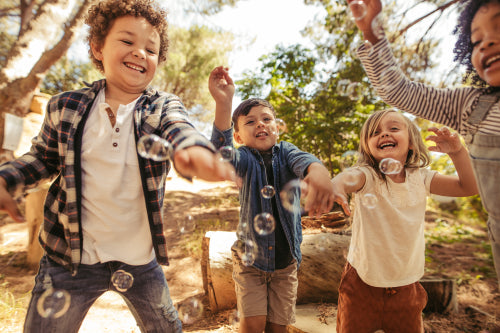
[208, 66, 235, 131]
[427, 127, 478, 197]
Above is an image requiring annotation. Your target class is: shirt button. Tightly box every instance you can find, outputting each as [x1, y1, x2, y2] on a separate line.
[115, 128, 120, 133]
[268, 246, 273, 250]
[113, 142, 118, 147]
[219, 137, 224, 143]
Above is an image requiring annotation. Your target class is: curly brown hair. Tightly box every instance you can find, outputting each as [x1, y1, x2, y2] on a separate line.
[85, 0, 169, 73]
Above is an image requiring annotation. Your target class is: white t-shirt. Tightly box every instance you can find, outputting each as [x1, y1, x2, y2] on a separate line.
[80, 89, 155, 265]
[347, 166, 436, 288]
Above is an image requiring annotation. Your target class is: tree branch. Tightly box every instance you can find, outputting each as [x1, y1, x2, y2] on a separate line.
[397, 0, 461, 37]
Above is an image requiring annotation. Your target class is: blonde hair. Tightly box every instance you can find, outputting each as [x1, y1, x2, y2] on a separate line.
[357, 109, 430, 179]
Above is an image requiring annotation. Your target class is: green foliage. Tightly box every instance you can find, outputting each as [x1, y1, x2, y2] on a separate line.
[41, 56, 103, 95]
[152, 25, 233, 123]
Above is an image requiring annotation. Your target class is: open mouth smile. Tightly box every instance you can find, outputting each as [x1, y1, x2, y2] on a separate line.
[378, 141, 396, 150]
[125, 62, 146, 73]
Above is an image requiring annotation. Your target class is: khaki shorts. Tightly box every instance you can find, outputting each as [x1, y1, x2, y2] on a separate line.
[337, 262, 427, 333]
[232, 249, 298, 325]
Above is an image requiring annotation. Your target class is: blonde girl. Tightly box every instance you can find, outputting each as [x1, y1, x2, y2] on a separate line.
[332, 109, 478, 333]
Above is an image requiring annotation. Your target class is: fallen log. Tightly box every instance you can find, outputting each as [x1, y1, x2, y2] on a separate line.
[201, 231, 351, 312]
[420, 278, 458, 314]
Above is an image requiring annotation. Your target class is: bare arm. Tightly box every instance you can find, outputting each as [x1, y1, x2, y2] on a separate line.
[302, 162, 335, 217]
[330, 168, 366, 216]
[427, 127, 478, 197]
[0, 177, 24, 222]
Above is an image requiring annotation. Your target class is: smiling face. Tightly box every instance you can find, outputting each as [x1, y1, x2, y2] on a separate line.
[471, 1, 500, 87]
[91, 15, 160, 99]
[233, 105, 278, 152]
[366, 112, 412, 166]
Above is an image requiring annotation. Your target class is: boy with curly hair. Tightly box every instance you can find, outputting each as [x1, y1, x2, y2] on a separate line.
[0, 1, 235, 332]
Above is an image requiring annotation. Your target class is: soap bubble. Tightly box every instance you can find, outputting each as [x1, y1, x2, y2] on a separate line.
[363, 40, 374, 56]
[371, 12, 385, 39]
[337, 79, 351, 96]
[179, 215, 196, 234]
[260, 185, 276, 199]
[275, 118, 288, 136]
[340, 151, 359, 170]
[111, 270, 134, 292]
[379, 158, 403, 175]
[36, 288, 71, 319]
[361, 193, 378, 209]
[379, 66, 404, 91]
[343, 168, 363, 187]
[137, 134, 170, 161]
[349, 0, 367, 21]
[177, 298, 203, 325]
[219, 145, 235, 162]
[235, 239, 258, 267]
[253, 212, 276, 236]
[346, 82, 364, 101]
[280, 179, 308, 214]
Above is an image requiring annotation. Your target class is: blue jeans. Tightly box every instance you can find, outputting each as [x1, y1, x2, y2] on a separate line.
[24, 256, 182, 333]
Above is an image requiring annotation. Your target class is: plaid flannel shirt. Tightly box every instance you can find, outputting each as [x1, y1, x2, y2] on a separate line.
[0, 79, 214, 274]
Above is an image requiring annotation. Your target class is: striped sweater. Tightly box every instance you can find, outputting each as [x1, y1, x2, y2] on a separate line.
[358, 38, 500, 135]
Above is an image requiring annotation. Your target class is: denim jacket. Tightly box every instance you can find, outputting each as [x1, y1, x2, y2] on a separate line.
[211, 125, 322, 272]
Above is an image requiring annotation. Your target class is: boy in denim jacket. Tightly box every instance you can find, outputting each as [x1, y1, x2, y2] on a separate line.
[0, 2, 235, 332]
[209, 66, 334, 332]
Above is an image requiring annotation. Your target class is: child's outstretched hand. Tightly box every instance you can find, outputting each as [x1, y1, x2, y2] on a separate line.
[0, 179, 24, 222]
[174, 146, 241, 185]
[302, 163, 335, 218]
[208, 66, 235, 105]
[426, 127, 463, 155]
[347, 0, 383, 43]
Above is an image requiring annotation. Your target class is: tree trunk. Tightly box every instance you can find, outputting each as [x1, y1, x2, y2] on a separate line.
[420, 278, 458, 313]
[201, 231, 351, 312]
[0, 0, 92, 157]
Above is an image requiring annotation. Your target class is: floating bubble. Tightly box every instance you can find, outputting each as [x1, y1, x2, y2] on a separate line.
[241, 251, 256, 266]
[177, 298, 203, 325]
[275, 118, 287, 136]
[379, 158, 403, 175]
[340, 151, 359, 170]
[371, 12, 385, 40]
[219, 145, 235, 162]
[379, 66, 405, 91]
[260, 185, 276, 199]
[361, 193, 378, 209]
[337, 79, 351, 96]
[253, 212, 276, 236]
[36, 288, 71, 319]
[363, 40, 374, 56]
[111, 270, 134, 292]
[349, 38, 361, 59]
[343, 168, 363, 187]
[280, 179, 308, 214]
[346, 82, 364, 101]
[179, 215, 196, 234]
[235, 239, 258, 266]
[137, 134, 170, 161]
[349, 0, 367, 21]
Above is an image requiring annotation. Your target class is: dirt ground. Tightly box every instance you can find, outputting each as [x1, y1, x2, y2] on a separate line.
[0, 174, 499, 332]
